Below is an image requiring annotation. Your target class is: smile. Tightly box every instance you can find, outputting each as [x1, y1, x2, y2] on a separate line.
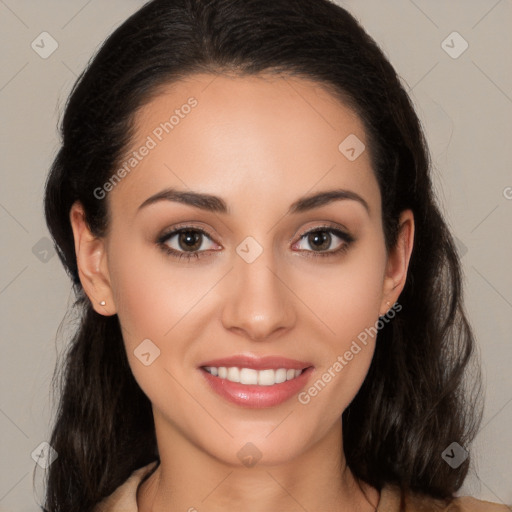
[203, 366, 303, 386]
[199, 355, 314, 408]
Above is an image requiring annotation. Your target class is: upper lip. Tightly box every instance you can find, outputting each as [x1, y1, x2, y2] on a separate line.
[199, 354, 313, 371]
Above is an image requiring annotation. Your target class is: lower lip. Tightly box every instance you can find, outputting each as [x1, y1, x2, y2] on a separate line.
[200, 367, 314, 408]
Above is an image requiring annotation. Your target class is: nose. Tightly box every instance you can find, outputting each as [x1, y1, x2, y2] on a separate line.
[221, 247, 296, 341]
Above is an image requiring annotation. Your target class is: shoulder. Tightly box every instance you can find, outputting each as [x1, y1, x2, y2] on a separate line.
[92, 461, 159, 512]
[447, 496, 512, 512]
[378, 483, 511, 512]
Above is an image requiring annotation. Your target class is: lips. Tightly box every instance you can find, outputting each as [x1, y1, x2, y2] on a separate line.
[199, 355, 311, 371]
[198, 355, 313, 408]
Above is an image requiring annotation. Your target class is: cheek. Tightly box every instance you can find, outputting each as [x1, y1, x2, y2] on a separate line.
[304, 232, 387, 343]
[298, 234, 386, 409]
[106, 244, 185, 405]
[106, 236, 218, 390]
[108, 238, 200, 342]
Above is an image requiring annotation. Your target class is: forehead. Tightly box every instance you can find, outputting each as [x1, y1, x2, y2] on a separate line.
[108, 72, 380, 220]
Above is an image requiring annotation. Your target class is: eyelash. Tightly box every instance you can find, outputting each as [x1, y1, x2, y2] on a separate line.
[156, 223, 355, 261]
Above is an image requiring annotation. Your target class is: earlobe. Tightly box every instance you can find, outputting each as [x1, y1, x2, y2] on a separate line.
[380, 209, 415, 316]
[69, 201, 116, 316]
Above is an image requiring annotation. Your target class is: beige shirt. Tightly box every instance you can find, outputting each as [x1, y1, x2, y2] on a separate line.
[92, 461, 510, 512]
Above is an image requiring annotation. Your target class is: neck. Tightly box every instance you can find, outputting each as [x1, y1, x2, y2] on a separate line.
[137, 417, 379, 512]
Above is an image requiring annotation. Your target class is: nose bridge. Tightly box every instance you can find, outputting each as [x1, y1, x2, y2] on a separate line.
[221, 234, 295, 340]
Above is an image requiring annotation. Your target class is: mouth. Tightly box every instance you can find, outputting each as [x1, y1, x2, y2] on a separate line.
[202, 366, 304, 385]
[198, 355, 314, 408]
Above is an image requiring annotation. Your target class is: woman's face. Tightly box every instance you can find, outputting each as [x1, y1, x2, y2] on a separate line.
[73, 73, 413, 467]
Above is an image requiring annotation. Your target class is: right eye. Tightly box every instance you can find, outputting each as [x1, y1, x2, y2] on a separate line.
[157, 226, 221, 261]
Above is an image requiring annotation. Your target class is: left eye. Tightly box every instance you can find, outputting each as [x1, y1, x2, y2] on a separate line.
[293, 227, 353, 254]
[160, 228, 218, 255]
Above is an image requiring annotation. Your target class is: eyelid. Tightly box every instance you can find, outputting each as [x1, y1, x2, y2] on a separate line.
[157, 222, 219, 244]
[292, 221, 353, 243]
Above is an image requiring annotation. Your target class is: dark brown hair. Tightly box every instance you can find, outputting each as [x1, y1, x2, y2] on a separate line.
[41, 0, 483, 510]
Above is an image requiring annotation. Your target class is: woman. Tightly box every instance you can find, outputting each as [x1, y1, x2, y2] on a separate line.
[41, 0, 510, 511]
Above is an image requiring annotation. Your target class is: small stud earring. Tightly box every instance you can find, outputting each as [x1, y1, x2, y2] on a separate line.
[100, 300, 106, 306]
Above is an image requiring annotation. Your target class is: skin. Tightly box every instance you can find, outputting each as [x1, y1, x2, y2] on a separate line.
[70, 73, 414, 511]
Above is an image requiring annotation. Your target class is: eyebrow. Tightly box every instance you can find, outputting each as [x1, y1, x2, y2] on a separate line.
[137, 187, 370, 215]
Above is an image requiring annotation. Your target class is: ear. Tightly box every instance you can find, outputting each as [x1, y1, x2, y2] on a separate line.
[380, 209, 414, 316]
[69, 201, 117, 316]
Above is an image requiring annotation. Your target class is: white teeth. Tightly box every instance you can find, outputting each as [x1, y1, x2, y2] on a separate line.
[258, 369, 275, 386]
[227, 367, 240, 382]
[275, 368, 287, 384]
[240, 368, 258, 385]
[204, 366, 304, 385]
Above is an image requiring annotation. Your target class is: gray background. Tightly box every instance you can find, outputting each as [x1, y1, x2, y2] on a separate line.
[0, 0, 511, 510]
